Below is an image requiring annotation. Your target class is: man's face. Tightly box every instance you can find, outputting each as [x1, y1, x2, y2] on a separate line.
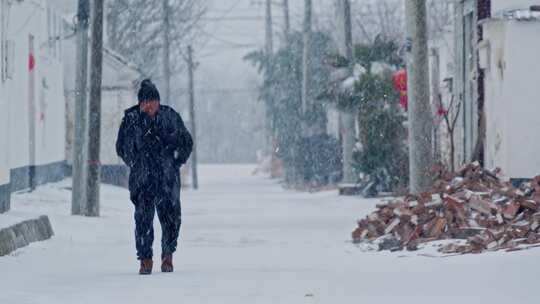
[140, 100, 159, 118]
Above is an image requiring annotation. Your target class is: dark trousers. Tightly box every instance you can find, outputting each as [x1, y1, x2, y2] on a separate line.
[133, 190, 181, 260]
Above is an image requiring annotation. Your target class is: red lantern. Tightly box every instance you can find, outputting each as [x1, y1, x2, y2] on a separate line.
[393, 69, 407, 110]
[392, 69, 407, 91]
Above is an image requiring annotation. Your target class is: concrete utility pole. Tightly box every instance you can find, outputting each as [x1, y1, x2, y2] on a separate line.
[72, 0, 90, 215]
[301, 0, 312, 132]
[264, 0, 274, 155]
[265, 0, 274, 56]
[162, 0, 171, 106]
[283, 0, 290, 37]
[187, 46, 198, 190]
[405, 0, 433, 194]
[86, 0, 104, 217]
[336, 0, 357, 189]
[431, 48, 441, 163]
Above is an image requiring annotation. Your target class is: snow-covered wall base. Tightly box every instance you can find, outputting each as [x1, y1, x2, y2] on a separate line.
[0, 183, 9, 214]
[64, 164, 129, 188]
[0, 215, 54, 256]
[9, 161, 67, 193]
[101, 165, 128, 188]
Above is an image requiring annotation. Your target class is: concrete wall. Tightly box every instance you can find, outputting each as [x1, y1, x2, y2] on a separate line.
[0, 1, 141, 213]
[0, 0, 67, 212]
[6, 1, 65, 168]
[5, 0, 66, 167]
[63, 32, 139, 168]
[62, 26, 140, 187]
[0, 0, 10, 213]
[430, 27, 458, 169]
[483, 19, 540, 178]
[0, 46, 9, 212]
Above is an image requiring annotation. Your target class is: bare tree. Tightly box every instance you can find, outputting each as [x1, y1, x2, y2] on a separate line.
[437, 94, 461, 172]
[347, 0, 453, 44]
[350, 0, 405, 43]
[106, 0, 206, 81]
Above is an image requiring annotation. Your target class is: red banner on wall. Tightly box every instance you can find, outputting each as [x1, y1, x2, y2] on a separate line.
[28, 53, 35, 71]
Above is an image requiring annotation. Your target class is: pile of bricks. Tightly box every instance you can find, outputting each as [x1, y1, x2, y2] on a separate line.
[352, 162, 540, 254]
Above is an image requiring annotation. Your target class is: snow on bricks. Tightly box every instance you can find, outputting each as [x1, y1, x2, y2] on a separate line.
[0, 216, 54, 256]
[352, 162, 540, 254]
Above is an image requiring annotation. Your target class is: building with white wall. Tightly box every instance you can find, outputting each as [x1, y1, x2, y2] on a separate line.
[431, 0, 540, 180]
[0, 0, 67, 213]
[480, 0, 540, 179]
[55, 0, 142, 187]
[0, 0, 9, 213]
[0, 0, 142, 213]
[62, 44, 142, 187]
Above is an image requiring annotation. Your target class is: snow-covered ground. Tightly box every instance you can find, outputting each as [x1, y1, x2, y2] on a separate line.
[1, 165, 539, 304]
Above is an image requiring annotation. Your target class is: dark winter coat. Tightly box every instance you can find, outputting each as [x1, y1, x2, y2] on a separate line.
[116, 105, 193, 203]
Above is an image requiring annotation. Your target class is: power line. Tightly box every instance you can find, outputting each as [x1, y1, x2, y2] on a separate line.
[202, 16, 283, 21]
[199, 29, 257, 48]
[172, 88, 258, 96]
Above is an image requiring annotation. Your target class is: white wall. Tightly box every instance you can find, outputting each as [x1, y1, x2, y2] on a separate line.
[100, 87, 137, 166]
[483, 19, 540, 178]
[100, 56, 139, 166]
[430, 28, 460, 168]
[63, 32, 140, 167]
[4, 0, 66, 170]
[0, 81, 8, 186]
[0, 0, 9, 186]
[482, 20, 507, 173]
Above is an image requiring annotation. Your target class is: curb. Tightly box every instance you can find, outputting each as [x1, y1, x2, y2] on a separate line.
[0, 215, 54, 256]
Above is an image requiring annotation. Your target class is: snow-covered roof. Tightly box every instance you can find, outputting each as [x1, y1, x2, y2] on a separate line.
[103, 48, 145, 79]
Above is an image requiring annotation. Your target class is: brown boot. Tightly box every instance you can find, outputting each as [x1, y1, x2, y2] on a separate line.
[161, 254, 173, 273]
[139, 259, 153, 275]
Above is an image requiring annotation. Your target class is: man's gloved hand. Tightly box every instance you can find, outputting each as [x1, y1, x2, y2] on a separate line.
[140, 113, 162, 146]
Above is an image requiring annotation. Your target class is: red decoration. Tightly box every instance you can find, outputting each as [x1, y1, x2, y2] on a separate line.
[28, 53, 35, 71]
[392, 69, 407, 110]
[392, 69, 407, 91]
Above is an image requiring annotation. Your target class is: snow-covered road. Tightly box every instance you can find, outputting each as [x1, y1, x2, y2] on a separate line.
[1, 165, 539, 304]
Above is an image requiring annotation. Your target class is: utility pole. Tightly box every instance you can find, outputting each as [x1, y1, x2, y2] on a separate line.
[282, 0, 297, 184]
[162, 0, 171, 106]
[405, 0, 433, 193]
[431, 48, 441, 163]
[187, 46, 198, 190]
[86, 0, 104, 217]
[265, 0, 274, 55]
[301, 0, 312, 132]
[72, 0, 89, 215]
[336, 0, 357, 190]
[283, 0, 290, 37]
[264, 0, 274, 156]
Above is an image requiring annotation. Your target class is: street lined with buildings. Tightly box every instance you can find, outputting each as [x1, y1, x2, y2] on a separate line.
[1, 165, 539, 303]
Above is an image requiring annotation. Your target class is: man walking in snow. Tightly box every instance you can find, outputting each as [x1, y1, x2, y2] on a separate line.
[116, 79, 193, 275]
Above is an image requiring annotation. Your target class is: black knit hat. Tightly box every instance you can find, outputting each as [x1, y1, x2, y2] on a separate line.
[137, 79, 160, 103]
